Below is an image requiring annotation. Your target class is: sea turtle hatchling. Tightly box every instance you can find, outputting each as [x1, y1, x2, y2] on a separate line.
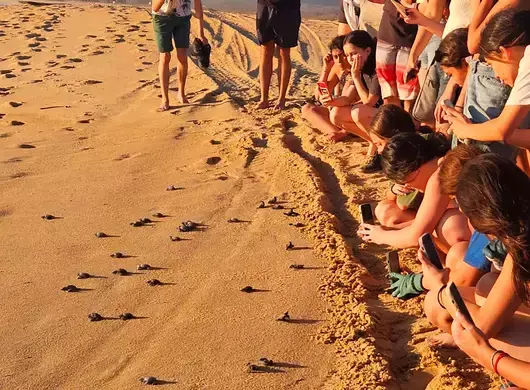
[118, 312, 135, 321]
[146, 279, 162, 286]
[110, 252, 124, 258]
[166, 185, 179, 191]
[257, 201, 266, 209]
[284, 209, 299, 217]
[289, 264, 305, 270]
[152, 212, 165, 218]
[61, 285, 79, 292]
[77, 272, 91, 279]
[88, 312, 103, 322]
[286, 242, 295, 251]
[268, 196, 277, 205]
[112, 268, 129, 276]
[130, 220, 144, 227]
[95, 232, 108, 238]
[139, 217, 152, 224]
[259, 357, 274, 366]
[169, 236, 182, 242]
[240, 285, 255, 293]
[41, 214, 56, 220]
[179, 220, 197, 232]
[247, 364, 265, 373]
[276, 312, 291, 322]
[227, 218, 241, 223]
[272, 204, 284, 210]
[139, 376, 157, 385]
[137, 264, 152, 271]
[289, 222, 304, 228]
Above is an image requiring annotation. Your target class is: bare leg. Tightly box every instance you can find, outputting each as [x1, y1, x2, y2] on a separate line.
[434, 208, 472, 249]
[403, 99, 415, 113]
[330, 106, 376, 154]
[175, 48, 188, 104]
[158, 52, 171, 110]
[276, 47, 292, 110]
[301, 103, 345, 140]
[258, 41, 275, 109]
[374, 199, 416, 228]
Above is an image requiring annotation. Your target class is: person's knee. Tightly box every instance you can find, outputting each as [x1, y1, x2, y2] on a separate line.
[424, 289, 449, 329]
[279, 47, 291, 60]
[475, 272, 498, 300]
[160, 52, 171, 64]
[374, 200, 400, 227]
[445, 241, 469, 270]
[176, 49, 187, 63]
[329, 107, 341, 126]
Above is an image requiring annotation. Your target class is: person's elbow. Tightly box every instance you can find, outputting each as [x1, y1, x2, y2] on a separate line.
[467, 34, 481, 55]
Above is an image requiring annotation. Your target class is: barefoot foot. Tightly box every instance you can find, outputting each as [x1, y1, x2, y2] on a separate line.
[427, 333, 458, 349]
[156, 101, 170, 112]
[329, 130, 350, 142]
[257, 100, 270, 110]
[274, 100, 286, 110]
[177, 93, 189, 104]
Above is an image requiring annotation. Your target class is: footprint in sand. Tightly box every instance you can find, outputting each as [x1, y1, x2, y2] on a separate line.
[0, 114, 5, 119]
[18, 61, 30, 66]
[0, 69, 12, 75]
[31, 48, 42, 52]
[85, 34, 97, 38]
[78, 119, 92, 124]
[18, 143, 35, 149]
[91, 51, 104, 56]
[11, 121, 25, 126]
[5, 73, 16, 79]
[142, 61, 152, 66]
[115, 38, 125, 43]
[8, 102, 22, 108]
[35, 37, 46, 42]
[60, 65, 75, 69]
[136, 68, 143, 72]
[25, 32, 39, 38]
[17, 55, 31, 60]
[98, 45, 110, 49]
[67, 58, 82, 63]
[137, 43, 145, 47]
[82, 80, 102, 85]
[21, 68, 31, 72]
[28, 42, 40, 48]
[56, 54, 66, 59]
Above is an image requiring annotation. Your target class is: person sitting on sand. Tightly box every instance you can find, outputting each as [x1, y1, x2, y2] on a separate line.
[256, 0, 301, 110]
[419, 153, 530, 356]
[358, 132, 471, 250]
[368, 104, 426, 218]
[151, 0, 208, 111]
[302, 35, 354, 142]
[326, 31, 382, 172]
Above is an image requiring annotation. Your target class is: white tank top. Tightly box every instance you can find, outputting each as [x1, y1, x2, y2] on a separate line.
[443, 0, 472, 38]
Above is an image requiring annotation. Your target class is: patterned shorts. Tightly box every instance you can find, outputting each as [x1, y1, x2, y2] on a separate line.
[376, 40, 419, 101]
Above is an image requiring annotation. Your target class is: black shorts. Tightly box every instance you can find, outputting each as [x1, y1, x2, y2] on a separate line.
[256, 3, 301, 48]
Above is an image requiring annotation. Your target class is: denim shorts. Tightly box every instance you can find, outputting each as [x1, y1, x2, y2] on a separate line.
[418, 34, 441, 70]
[464, 231, 492, 272]
[452, 60, 516, 159]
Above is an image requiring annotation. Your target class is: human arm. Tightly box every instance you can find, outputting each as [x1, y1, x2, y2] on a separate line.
[315, 55, 340, 99]
[445, 105, 530, 143]
[350, 54, 380, 106]
[320, 82, 357, 107]
[152, 0, 165, 12]
[434, 76, 458, 124]
[404, 8, 445, 37]
[194, 0, 207, 44]
[358, 170, 451, 248]
[452, 311, 530, 390]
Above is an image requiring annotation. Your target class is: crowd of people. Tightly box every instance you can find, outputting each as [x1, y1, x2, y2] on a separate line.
[148, 0, 530, 387]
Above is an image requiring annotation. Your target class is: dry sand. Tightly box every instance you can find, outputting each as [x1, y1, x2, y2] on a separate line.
[0, 3, 504, 389]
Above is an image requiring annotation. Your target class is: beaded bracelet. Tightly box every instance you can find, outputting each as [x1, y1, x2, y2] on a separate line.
[437, 285, 447, 309]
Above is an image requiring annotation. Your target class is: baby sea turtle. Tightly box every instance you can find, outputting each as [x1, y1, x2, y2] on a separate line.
[88, 312, 103, 322]
[259, 357, 274, 366]
[41, 214, 56, 220]
[77, 272, 91, 279]
[130, 220, 144, 227]
[112, 268, 129, 276]
[289, 264, 305, 270]
[152, 212, 165, 218]
[140, 217, 152, 224]
[240, 285, 255, 293]
[289, 222, 304, 228]
[166, 185, 178, 191]
[268, 196, 277, 205]
[227, 218, 241, 223]
[286, 242, 295, 251]
[95, 232, 108, 238]
[137, 264, 152, 271]
[179, 220, 197, 232]
[170, 236, 182, 242]
[257, 201, 266, 209]
[272, 204, 284, 210]
[284, 209, 299, 217]
[61, 285, 79, 292]
[247, 364, 265, 373]
[277, 312, 291, 322]
[147, 279, 162, 286]
[110, 252, 124, 258]
[139, 376, 157, 385]
[119, 312, 135, 321]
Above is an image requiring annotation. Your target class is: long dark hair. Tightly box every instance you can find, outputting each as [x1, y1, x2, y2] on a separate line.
[369, 104, 416, 140]
[343, 30, 376, 75]
[480, 8, 530, 58]
[381, 132, 450, 184]
[434, 28, 470, 68]
[329, 35, 346, 52]
[456, 154, 530, 304]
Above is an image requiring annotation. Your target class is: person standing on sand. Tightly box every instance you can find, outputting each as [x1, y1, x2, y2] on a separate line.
[151, 0, 208, 111]
[256, 0, 302, 110]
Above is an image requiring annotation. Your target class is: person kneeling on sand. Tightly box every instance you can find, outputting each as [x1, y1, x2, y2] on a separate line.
[151, 0, 207, 111]
[420, 153, 530, 356]
[358, 132, 471, 250]
[302, 35, 353, 142]
[256, 0, 301, 110]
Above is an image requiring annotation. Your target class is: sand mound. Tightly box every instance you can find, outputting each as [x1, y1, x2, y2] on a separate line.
[0, 3, 501, 389]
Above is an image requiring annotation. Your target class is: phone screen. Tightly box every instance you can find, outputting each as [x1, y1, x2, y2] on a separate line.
[448, 282, 475, 325]
[390, 0, 409, 17]
[420, 233, 443, 270]
[360, 203, 374, 225]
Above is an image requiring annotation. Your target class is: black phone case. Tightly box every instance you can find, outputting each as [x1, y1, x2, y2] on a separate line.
[421, 234, 443, 270]
[448, 283, 475, 325]
[386, 251, 401, 273]
[360, 204, 374, 225]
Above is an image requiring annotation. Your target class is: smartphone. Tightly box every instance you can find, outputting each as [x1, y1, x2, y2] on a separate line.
[386, 251, 401, 273]
[447, 282, 475, 325]
[360, 203, 374, 225]
[317, 82, 330, 99]
[405, 68, 418, 83]
[390, 0, 409, 18]
[419, 233, 444, 270]
[443, 99, 455, 109]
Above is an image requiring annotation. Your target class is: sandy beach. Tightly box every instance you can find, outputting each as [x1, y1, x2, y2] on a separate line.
[0, 3, 504, 389]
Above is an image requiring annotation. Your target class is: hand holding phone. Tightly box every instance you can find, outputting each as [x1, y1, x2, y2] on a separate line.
[386, 251, 401, 274]
[390, 0, 410, 18]
[419, 233, 443, 270]
[447, 282, 475, 325]
[360, 203, 374, 225]
[317, 82, 330, 99]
